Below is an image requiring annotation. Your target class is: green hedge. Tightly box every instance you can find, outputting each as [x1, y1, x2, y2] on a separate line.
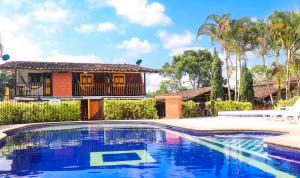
[275, 96, 300, 109]
[183, 101, 200, 118]
[205, 100, 253, 112]
[103, 99, 158, 120]
[0, 101, 81, 125]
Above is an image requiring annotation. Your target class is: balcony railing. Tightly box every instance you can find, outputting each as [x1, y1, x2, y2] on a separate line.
[12, 83, 145, 97]
[14, 83, 51, 97]
[74, 83, 145, 96]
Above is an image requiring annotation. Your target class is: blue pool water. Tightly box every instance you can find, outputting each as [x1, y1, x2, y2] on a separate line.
[0, 124, 299, 178]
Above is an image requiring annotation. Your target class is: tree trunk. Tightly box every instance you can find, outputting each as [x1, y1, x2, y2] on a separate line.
[224, 50, 232, 100]
[237, 54, 241, 101]
[286, 50, 291, 99]
[276, 74, 282, 100]
[262, 55, 274, 105]
[297, 77, 300, 96]
[234, 54, 238, 101]
[274, 52, 281, 100]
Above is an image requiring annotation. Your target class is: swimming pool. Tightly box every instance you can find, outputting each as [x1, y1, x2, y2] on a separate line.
[0, 124, 299, 178]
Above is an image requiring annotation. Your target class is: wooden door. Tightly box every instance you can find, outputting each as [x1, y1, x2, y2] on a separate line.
[80, 74, 94, 95]
[44, 78, 51, 96]
[112, 74, 125, 95]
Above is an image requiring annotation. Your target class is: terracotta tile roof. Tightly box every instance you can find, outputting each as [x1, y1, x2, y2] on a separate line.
[0, 61, 158, 73]
[253, 78, 298, 99]
[156, 86, 212, 101]
[253, 84, 277, 99]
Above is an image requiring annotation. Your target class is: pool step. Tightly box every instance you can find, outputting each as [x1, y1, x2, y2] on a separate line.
[208, 138, 265, 154]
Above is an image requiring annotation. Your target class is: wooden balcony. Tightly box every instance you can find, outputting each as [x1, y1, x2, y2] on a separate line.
[14, 83, 51, 97]
[11, 82, 145, 97]
[73, 83, 145, 96]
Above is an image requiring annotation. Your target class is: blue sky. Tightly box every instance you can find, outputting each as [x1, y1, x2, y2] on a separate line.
[0, 0, 299, 90]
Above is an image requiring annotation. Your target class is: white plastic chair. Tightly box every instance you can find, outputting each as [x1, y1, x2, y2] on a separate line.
[282, 99, 300, 124]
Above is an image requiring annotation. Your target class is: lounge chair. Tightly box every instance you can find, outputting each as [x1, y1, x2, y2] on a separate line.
[274, 99, 300, 124]
[283, 99, 300, 124]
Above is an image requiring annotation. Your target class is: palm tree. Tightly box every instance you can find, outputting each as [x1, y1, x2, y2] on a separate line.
[268, 11, 300, 99]
[230, 17, 254, 100]
[268, 18, 284, 101]
[252, 20, 275, 105]
[197, 14, 233, 100]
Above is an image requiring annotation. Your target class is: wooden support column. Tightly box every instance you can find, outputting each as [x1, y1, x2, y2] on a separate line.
[143, 73, 146, 95]
[88, 99, 91, 120]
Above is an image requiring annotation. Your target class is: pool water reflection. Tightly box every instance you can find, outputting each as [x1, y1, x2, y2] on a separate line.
[0, 124, 299, 178]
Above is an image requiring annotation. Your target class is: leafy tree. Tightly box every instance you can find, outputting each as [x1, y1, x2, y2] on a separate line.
[270, 62, 285, 100]
[161, 49, 213, 93]
[0, 71, 14, 98]
[161, 62, 186, 93]
[250, 64, 272, 85]
[197, 14, 233, 100]
[268, 11, 300, 99]
[268, 16, 284, 99]
[252, 21, 275, 105]
[210, 50, 224, 100]
[240, 65, 254, 102]
[230, 17, 255, 100]
[291, 56, 300, 95]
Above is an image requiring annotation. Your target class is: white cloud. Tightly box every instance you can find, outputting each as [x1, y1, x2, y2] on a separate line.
[158, 30, 194, 49]
[4, 35, 43, 61]
[0, 15, 28, 33]
[170, 47, 204, 56]
[75, 22, 117, 33]
[105, 0, 171, 26]
[35, 25, 58, 36]
[146, 73, 164, 92]
[0, 15, 42, 61]
[97, 22, 117, 32]
[44, 50, 103, 63]
[87, 0, 106, 9]
[116, 37, 158, 55]
[32, 1, 69, 22]
[158, 30, 195, 56]
[1, 0, 27, 9]
[251, 17, 259, 22]
[75, 24, 94, 33]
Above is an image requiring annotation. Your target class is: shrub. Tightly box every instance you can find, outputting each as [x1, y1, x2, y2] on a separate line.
[183, 101, 199, 118]
[103, 99, 158, 120]
[205, 100, 253, 112]
[275, 96, 300, 109]
[0, 101, 81, 125]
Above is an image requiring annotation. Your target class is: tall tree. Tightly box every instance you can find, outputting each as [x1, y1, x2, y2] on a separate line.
[210, 49, 224, 100]
[268, 11, 300, 99]
[250, 64, 272, 85]
[161, 62, 186, 93]
[230, 17, 255, 100]
[240, 65, 254, 102]
[268, 18, 284, 100]
[161, 49, 213, 92]
[0, 71, 14, 98]
[252, 21, 275, 105]
[197, 14, 233, 100]
[291, 54, 300, 95]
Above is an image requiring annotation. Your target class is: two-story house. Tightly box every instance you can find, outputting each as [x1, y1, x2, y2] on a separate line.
[0, 61, 158, 119]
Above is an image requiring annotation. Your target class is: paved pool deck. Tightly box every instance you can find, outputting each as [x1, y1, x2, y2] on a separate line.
[0, 117, 300, 151]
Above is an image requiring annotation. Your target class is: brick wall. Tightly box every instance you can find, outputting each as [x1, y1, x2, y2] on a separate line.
[52, 72, 73, 97]
[164, 96, 183, 119]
